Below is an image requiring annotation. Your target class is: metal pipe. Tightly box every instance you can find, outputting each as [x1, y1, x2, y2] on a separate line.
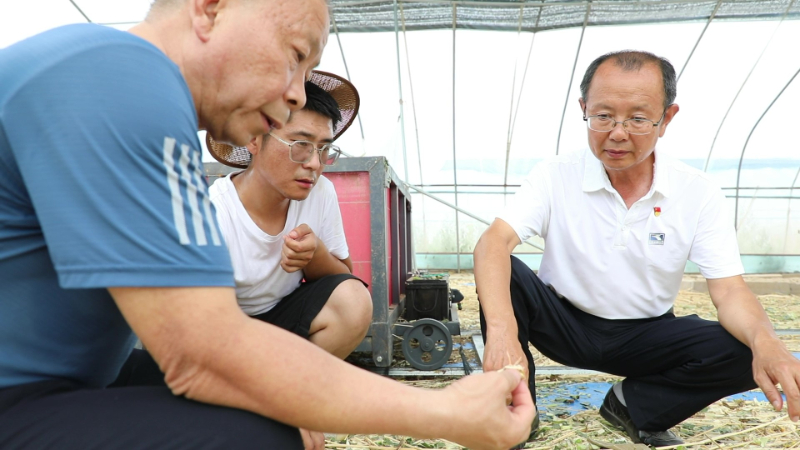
[331, 14, 366, 140]
[452, 3, 461, 271]
[676, 0, 722, 82]
[704, 0, 795, 172]
[393, 0, 410, 182]
[68, 0, 92, 22]
[504, 6, 542, 186]
[734, 65, 800, 230]
[399, 3, 424, 186]
[555, 0, 591, 155]
[407, 184, 545, 251]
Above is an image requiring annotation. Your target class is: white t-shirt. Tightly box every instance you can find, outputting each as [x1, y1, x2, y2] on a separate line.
[499, 148, 744, 320]
[209, 173, 349, 315]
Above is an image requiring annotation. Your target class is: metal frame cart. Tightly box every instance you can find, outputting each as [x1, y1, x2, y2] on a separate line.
[206, 156, 461, 370]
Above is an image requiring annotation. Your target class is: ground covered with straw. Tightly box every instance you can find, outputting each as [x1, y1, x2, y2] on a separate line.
[329, 273, 800, 449]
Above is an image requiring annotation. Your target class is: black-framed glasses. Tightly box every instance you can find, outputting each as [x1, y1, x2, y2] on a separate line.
[583, 109, 667, 135]
[268, 133, 341, 166]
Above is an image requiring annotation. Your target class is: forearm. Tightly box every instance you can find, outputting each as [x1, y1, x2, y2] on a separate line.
[473, 231, 517, 335]
[112, 287, 450, 438]
[713, 282, 777, 349]
[180, 319, 448, 436]
[303, 239, 350, 280]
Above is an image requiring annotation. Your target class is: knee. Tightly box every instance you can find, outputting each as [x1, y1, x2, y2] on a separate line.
[509, 255, 535, 281]
[508, 255, 541, 293]
[510, 255, 526, 272]
[331, 279, 373, 333]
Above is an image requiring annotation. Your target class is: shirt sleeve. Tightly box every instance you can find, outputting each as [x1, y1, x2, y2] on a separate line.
[5, 41, 234, 288]
[688, 182, 745, 279]
[317, 178, 349, 260]
[497, 161, 552, 244]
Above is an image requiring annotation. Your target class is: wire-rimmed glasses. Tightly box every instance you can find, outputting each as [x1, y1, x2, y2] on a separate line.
[268, 133, 341, 166]
[583, 109, 667, 135]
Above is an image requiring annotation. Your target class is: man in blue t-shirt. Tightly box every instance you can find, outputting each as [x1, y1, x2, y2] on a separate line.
[0, 0, 535, 449]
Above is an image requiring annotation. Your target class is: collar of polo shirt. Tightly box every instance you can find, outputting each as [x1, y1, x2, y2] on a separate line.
[581, 148, 671, 199]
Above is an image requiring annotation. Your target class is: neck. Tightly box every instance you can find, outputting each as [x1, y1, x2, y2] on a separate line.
[606, 152, 656, 208]
[232, 170, 290, 234]
[128, 14, 199, 121]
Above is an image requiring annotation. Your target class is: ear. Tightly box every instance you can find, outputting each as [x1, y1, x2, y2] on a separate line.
[190, 0, 221, 43]
[246, 135, 261, 156]
[657, 103, 680, 138]
[578, 98, 586, 117]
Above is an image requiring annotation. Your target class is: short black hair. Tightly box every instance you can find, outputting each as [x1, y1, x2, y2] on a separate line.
[258, 82, 343, 153]
[580, 50, 677, 110]
[302, 81, 341, 130]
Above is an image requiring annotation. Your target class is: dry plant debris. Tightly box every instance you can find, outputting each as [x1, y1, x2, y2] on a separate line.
[328, 273, 800, 449]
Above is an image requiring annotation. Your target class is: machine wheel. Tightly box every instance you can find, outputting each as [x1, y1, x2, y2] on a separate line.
[401, 318, 453, 370]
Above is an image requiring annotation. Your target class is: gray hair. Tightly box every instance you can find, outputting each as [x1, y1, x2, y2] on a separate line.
[146, 0, 185, 19]
[580, 50, 677, 110]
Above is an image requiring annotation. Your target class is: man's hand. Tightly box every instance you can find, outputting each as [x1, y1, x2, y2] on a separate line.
[482, 330, 529, 404]
[709, 276, 800, 422]
[299, 428, 325, 450]
[440, 369, 534, 449]
[483, 331, 527, 376]
[752, 336, 800, 421]
[282, 224, 317, 273]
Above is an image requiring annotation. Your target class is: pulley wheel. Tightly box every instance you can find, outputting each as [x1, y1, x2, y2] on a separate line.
[401, 318, 453, 370]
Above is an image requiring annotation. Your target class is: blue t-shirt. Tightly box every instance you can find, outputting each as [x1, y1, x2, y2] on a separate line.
[0, 24, 234, 389]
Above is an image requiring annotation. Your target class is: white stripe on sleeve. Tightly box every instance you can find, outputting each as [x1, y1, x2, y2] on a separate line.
[162, 137, 190, 245]
[192, 151, 222, 246]
[179, 143, 207, 246]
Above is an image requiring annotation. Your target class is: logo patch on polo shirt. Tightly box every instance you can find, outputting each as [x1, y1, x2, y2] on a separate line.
[649, 233, 665, 245]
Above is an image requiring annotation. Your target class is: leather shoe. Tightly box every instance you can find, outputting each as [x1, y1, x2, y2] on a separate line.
[599, 388, 684, 447]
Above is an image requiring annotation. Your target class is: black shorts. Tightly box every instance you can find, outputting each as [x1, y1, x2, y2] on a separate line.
[250, 273, 365, 339]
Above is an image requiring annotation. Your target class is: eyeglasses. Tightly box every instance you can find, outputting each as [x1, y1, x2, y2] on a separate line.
[268, 133, 341, 166]
[583, 109, 667, 135]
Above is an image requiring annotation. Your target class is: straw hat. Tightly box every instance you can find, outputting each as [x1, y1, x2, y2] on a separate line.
[206, 70, 360, 169]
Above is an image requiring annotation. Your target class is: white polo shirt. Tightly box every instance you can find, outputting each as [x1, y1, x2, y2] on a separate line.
[499, 148, 744, 319]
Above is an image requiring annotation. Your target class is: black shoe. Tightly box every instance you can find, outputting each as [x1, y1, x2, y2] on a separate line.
[599, 388, 684, 447]
[510, 408, 540, 449]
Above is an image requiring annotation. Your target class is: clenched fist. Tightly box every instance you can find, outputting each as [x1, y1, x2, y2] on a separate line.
[281, 224, 317, 273]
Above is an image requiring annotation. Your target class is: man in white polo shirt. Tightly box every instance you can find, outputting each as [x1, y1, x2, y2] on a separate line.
[474, 50, 800, 447]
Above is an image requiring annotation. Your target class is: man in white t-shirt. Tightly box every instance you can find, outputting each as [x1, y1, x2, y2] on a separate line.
[206, 72, 372, 362]
[474, 50, 800, 448]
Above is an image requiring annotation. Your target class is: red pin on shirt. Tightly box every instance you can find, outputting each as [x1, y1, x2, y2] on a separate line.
[654, 206, 661, 217]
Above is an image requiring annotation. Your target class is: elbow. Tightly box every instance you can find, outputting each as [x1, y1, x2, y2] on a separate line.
[153, 338, 218, 400]
[160, 349, 204, 398]
[474, 230, 491, 258]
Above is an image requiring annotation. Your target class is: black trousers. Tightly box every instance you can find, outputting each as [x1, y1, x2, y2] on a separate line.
[480, 256, 757, 431]
[0, 375, 301, 449]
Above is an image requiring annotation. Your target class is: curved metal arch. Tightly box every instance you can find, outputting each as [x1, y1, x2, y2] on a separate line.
[451, 3, 461, 270]
[399, 3, 424, 186]
[676, 0, 722, 83]
[393, 0, 409, 182]
[502, 5, 527, 186]
[330, 14, 366, 141]
[734, 65, 800, 230]
[555, 1, 591, 155]
[704, 0, 795, 173]
[503, 5, 542, 186]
